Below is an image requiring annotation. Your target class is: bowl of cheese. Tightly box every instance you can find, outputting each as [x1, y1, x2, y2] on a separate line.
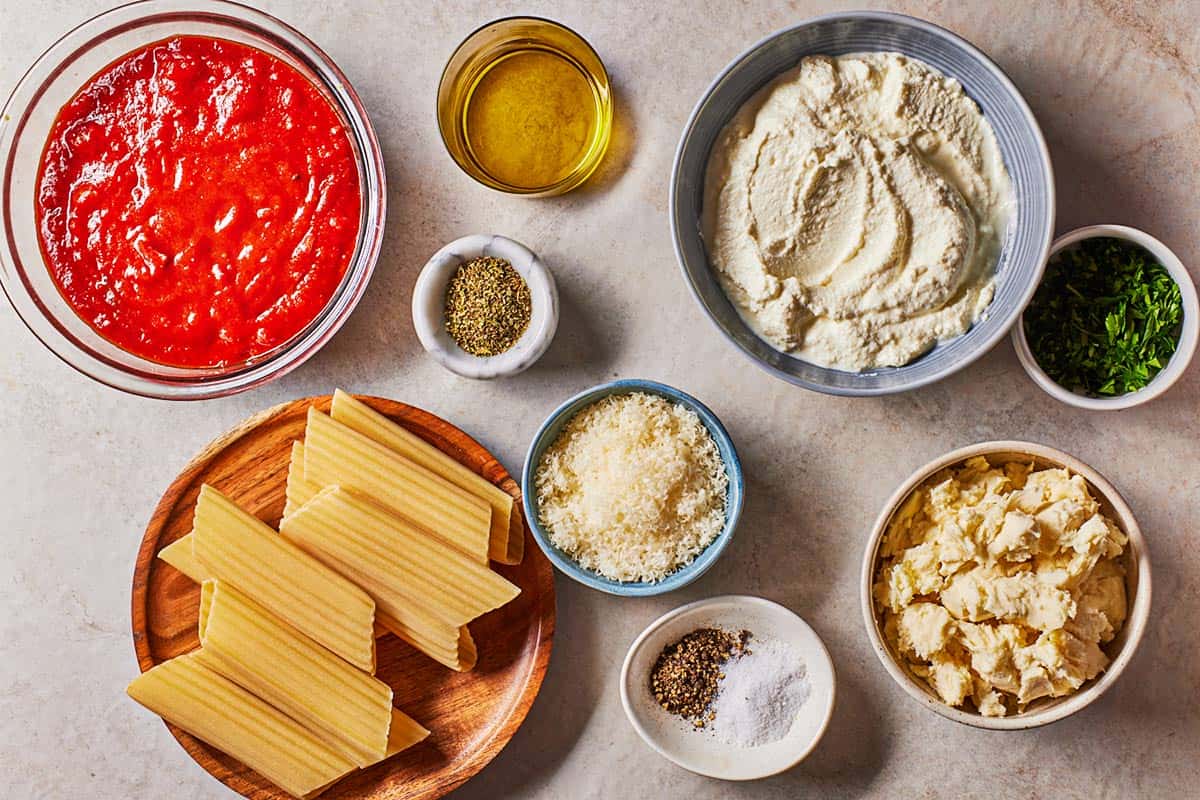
[671, 11, 1054, 396]
[522, 379, 743, 596]
[861, 441, 1150, 729]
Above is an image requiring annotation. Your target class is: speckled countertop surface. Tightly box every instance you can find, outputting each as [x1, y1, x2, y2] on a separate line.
[2, 1, 1198, 798]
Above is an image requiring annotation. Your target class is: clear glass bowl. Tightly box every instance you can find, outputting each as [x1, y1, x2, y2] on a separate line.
[0, 0, 385, 399]
[437, 17, 613, 197]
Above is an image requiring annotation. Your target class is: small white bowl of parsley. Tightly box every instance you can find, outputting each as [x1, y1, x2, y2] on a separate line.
[1013, 225, 1198, 409]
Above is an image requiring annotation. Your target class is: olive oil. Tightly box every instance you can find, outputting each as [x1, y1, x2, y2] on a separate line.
[463, 49, 599, 190]
[438, 18, 612, 196]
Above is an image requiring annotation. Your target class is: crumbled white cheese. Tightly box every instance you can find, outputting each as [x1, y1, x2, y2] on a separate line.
[875, 456, 1128, 716]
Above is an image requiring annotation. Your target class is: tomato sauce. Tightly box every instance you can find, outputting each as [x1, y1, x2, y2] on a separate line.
[36, 35, 361, 368]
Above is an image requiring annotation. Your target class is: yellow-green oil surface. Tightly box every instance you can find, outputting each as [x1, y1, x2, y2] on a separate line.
[462, 48, 601, 190]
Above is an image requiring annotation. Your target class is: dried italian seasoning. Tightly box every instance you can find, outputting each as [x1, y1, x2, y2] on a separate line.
[650, 627, 749, 727]
[444, 256, 532, 356]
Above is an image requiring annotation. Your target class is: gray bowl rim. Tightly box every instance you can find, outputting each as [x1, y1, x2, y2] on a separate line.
[669, 10, 1056, 396]
[521, 378, 744, 596]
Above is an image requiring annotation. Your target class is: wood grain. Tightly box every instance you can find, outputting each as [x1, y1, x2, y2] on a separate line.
[130, 395, 556, 800]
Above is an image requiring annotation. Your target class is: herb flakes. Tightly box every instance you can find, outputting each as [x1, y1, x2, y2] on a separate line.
[1023, 237, 1183, 397]
[444, 256, 532, 357]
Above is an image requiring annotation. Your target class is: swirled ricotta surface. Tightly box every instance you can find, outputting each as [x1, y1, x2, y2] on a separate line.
[702, 53, 1013, 370]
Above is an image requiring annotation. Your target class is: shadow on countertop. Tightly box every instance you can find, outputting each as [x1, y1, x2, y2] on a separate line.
[522, 272, 625, 384]
[451, 573, 602, 799]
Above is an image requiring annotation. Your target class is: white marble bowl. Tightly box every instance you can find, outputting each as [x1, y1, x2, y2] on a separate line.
[412, 234, 558, 379]
[861, 441, 1151, 730]
[619, 595, 836, 780]
[1012, 225, 1199, 410]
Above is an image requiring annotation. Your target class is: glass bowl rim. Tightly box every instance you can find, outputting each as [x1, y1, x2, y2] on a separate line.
[0, 0, 386, 399]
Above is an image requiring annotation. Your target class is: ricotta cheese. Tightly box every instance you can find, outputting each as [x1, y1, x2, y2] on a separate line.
[702, 53, 1013, 370]
[875, 457, 1128, 716]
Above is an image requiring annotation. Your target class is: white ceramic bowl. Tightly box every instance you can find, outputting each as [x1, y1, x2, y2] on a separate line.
[620, 595, 836, 779]
[861, 441, 1151, 730]
[1012, 225, 1199, 409]
[411, 234, 558, 379]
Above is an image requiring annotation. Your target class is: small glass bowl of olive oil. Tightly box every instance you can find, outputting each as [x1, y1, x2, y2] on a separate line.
[438, 17, 613, 197]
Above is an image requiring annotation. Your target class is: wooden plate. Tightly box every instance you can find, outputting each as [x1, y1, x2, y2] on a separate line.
[130, 395, 556, 799]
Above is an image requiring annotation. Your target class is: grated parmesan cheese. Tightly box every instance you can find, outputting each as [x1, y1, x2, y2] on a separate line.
[534, 392, 729, 583]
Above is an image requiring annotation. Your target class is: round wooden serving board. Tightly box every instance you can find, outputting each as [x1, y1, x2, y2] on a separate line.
[131, 395, 556, 800]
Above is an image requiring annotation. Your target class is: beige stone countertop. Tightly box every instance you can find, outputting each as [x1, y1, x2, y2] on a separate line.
[2, 1, 1198, 797]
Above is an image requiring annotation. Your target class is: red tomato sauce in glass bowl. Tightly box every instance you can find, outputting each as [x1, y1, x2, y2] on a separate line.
[34, 34, 362, 368]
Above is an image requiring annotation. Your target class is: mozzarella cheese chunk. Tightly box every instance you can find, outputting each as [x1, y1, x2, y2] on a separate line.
[875, 457, 1128, 717]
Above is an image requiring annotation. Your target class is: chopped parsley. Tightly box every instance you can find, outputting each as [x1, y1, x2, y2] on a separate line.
[1023, 237, 1182, 397]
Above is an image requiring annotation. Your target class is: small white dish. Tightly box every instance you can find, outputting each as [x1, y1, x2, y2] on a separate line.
[412, 234, 558, 379]
[619, 595, 836, 780]
[861, 441, 1151, 730]
[1012, 224, 1199, 409]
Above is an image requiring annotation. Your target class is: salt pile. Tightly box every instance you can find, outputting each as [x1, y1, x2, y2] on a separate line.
[710, 637, 809, 747]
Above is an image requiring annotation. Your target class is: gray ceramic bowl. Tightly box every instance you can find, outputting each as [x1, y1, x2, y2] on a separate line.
[670, 12, 1055, 396]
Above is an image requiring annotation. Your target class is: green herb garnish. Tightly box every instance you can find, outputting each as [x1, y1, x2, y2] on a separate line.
[1023, 237, 1182, 397]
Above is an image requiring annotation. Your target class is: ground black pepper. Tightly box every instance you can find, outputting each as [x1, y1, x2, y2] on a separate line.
[443, 256, 532, 356]
[649, 627, 750, 727]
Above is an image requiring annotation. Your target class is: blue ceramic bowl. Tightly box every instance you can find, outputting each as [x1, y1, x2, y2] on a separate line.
[522, 379, 744, 596]
[670, 11, 1055, 396]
